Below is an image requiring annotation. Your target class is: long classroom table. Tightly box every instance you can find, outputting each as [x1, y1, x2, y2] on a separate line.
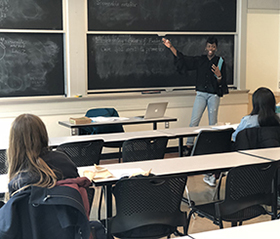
[239, 146, 280, 161]
[186, 219, 280, 239]
[77, 151, 270, 224]
[1, 125, 237, 157]
[58, 116, 177, 135]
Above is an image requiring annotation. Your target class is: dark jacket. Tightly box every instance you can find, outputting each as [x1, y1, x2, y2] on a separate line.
[0, 185, 91, 239]
[233, 126, 280, 150]
[175, 52, 228, 97]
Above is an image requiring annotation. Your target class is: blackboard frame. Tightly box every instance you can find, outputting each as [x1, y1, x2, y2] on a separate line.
[87, 34, 235, 93]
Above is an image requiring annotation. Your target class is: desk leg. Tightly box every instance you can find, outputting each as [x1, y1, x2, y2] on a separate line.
[153, 122, 157, 130]
[179, 137, 184, 157]
[104, 185, 112, 238]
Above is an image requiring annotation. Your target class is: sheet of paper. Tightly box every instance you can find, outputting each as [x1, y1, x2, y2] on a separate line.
[109, 168, 145, 178]
[89, 117, 129, 122]
[211, 124, 238, 130]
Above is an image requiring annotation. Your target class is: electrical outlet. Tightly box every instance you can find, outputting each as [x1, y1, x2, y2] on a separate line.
[165, 121, 169, 128]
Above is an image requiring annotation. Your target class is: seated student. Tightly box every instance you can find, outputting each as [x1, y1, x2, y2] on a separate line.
[0, 114, 104, 239]
[7, 113, 79, 196]
[232, 87, 280, 142]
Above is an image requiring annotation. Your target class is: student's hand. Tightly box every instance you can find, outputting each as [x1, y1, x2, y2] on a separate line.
[162, 38, 173, 48]
[212, 64, 222, 79]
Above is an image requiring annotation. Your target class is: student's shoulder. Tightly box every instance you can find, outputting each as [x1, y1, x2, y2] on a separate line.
[240, 114, 259, 126]
[42, 150, 71, 162]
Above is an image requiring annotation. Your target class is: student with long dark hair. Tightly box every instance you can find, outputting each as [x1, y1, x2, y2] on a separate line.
[232, 87, 280, 142]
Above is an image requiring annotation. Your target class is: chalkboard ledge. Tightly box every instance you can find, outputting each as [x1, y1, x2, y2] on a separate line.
[0, 89, 248, 105]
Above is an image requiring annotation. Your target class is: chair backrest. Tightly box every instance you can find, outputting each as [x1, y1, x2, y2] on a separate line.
[191, 128, 234, 156]
[0, 185, 91, 239]
[79, 108, 124, 135]
[110, 174, 188, 238]
[234, 126, 280, 151]
[0, 150, 7, 174]
[216, 161, 278, 219]
[56, 139, 104, 167]
[122, 136, 168, 162]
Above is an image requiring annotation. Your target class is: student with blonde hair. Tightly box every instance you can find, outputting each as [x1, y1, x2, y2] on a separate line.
[7, 113, 79, 196]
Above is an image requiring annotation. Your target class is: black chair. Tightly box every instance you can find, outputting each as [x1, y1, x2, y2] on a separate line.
[186, 162, 278, 234]
[0, 150, 7, 202]
[98, 136, 169, 221]
[109, 174, 188, 239]
[56, 139, 104, 167]
[56, 139, 104, 212]
[0, 149, 7, 175]
[233, 126, 280, 218]
[190, 128, 234, 156]
[233, 126, 280, 151]
[80, 108, 124, 163]
[122, 136, 168, 162]
[190, 128, 234, 200]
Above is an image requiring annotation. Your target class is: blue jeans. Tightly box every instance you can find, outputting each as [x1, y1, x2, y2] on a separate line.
[186, 91, 220, 146]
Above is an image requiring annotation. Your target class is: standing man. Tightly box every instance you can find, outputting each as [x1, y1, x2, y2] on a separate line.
[162, 36, 229, 186]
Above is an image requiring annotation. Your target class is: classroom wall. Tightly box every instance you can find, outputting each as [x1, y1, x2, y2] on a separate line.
[0, 0, 263, 148]
[246, 4, 280, 93]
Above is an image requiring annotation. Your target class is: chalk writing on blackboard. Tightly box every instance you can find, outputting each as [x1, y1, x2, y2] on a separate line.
[88, 0, 236, 32]
[0, 0, 62, 30]
[87, 34, 234, 92]
[0, 33, 64, 97]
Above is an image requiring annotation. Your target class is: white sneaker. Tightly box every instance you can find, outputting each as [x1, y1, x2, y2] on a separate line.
[203, 174, 216, 187]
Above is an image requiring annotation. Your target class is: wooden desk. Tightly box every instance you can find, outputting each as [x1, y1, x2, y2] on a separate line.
[58, 116, 177, 135]
[78, 152, 269, 223]
[187, 219, 280, 239]
[239, 147, 280, 161]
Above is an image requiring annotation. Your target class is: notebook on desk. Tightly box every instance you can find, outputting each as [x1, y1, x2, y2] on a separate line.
[138, 102, 168, 119]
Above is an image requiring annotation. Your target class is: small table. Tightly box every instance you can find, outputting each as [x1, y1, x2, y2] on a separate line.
[58, 116, 177, 135]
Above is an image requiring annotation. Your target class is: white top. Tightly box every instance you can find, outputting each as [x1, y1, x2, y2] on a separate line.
[232, 115, 259, 142]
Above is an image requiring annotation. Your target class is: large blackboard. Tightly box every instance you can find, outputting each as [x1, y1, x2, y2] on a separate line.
[88, 0, 236, 32]
[87, 34, 234, 92]
[0, 33, 65, 97]
[0, 0, 62, 30]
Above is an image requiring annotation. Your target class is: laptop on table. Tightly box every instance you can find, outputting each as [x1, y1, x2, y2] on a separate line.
[137, 102, 168, 119]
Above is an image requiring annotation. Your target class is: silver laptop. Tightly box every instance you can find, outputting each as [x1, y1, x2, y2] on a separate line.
[143, 102, 168, 119]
